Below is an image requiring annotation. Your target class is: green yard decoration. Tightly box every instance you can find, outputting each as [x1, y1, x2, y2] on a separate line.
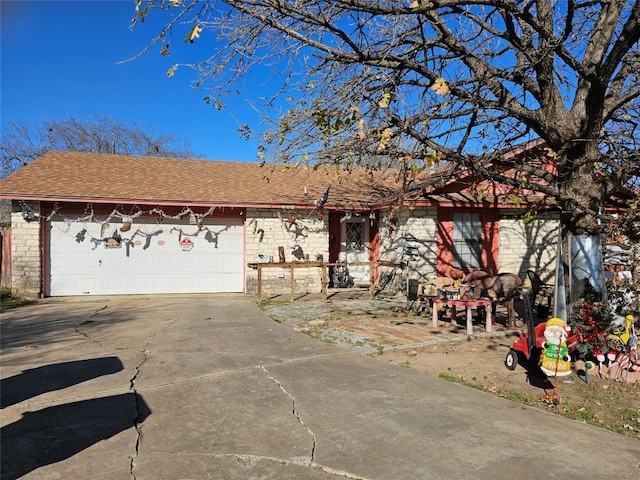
[570, 285, 618, 360]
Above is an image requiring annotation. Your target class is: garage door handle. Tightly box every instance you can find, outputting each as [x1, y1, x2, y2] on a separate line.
[98, 260, 102, 266]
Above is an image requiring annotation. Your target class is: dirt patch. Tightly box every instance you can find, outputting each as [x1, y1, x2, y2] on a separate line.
[263, 296, 640, 440]
[376, 326, 640, 440]
[379, 335, 639, 440]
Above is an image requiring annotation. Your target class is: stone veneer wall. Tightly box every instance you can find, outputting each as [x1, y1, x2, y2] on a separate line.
[244, 208, 329, 295]
[10, 201, 42, 298]
[377, 207, 438, 287]
[5, 200, 564, 299]
[498, 212, 560, 282]
[379, 206, 560, 285]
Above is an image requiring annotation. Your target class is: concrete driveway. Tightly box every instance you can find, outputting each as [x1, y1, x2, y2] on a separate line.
[1, 294, 638, 480]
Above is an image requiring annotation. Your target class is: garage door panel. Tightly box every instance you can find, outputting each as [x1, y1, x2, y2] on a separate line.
[177, 256, 199, 270]
[48, 217, 244, 296]
[150, 256, 173, 270]
[77, 257, 98, 270]
[102, 277, 129, 293]
[128, 278, 151, 292]
[127, 257, 152, 270]
[77, 279, 98, 295]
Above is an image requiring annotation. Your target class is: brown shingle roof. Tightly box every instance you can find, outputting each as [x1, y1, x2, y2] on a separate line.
[0, 151, 410, 209]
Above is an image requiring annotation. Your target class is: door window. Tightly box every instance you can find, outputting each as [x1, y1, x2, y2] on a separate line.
[346, 221, 365, 253]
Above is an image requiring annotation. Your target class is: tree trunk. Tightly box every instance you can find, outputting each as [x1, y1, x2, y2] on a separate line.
[557, 146, 605, 237]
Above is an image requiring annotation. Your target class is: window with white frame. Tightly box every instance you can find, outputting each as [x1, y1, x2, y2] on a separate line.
[452, 212, 482, 268]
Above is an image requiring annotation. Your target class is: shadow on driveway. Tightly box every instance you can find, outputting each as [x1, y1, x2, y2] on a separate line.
[1, 392, 151, 480]
[1, 356, 124, 408]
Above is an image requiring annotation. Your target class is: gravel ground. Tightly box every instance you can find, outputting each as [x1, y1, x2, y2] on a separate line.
[262, 291, 408, 326]
[260, 290, 511, 354]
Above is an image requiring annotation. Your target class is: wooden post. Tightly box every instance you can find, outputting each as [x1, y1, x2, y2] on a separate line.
[290, 267, 295, 301]
[322, 264, 328, 300]
[369, 261, 375, 298]
[257, 265, 263, 301]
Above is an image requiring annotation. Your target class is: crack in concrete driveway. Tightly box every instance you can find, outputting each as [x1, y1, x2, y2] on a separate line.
[259, 365, 317, 465]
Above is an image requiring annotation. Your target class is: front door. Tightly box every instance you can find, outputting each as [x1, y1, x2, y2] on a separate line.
[340, 216, 370, 285]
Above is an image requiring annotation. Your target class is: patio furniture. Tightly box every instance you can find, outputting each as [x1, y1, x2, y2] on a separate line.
[432, 297, 493, 335]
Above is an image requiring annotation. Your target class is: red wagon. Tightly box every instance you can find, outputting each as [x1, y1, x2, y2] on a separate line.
[504, 295, 578, 370]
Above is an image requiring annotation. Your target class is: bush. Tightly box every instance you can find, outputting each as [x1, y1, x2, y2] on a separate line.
[0, 288, 34, 312]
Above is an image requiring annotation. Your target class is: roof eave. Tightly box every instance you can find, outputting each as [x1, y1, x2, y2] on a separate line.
[0, 193, 399, 211]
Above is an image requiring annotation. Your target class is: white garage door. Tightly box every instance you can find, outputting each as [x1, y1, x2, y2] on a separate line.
[47, 216, 244, 296]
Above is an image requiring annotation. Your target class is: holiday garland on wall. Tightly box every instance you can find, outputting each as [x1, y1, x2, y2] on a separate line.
[21, 202, 232, 253]
[19, 201, 219, 226]
[20, 199, 377, 258]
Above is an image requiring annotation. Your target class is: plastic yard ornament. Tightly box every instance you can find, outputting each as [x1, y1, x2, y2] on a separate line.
[619, 315, 635, 346]
[540, 317, 573, 405]
[584, 361, 596, 383]
[593, 348, 606, 376]
[540, 318, 572, 377]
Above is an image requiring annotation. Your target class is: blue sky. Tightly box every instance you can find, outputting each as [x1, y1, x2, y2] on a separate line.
[1, 0, 264, 161]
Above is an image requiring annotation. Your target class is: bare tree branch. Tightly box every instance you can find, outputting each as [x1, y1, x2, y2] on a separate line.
[0, 115, 198, 178]
[132, 0, 639, 236]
